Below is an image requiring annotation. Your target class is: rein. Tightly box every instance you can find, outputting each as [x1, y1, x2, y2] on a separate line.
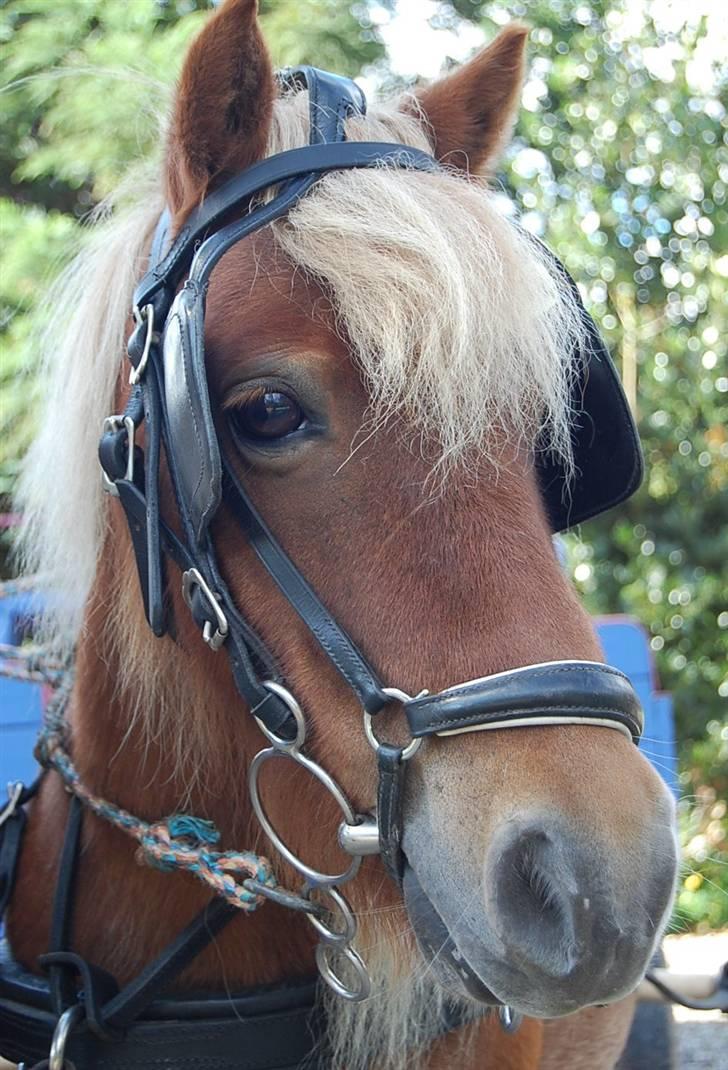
[1, 65, 646, 1070]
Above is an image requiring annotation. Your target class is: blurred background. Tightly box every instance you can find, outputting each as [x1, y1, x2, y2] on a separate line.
[1, 0, 726, 933]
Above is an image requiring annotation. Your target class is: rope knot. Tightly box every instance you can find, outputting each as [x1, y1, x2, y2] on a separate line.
[136, 817, 277, 911]
[34, 725, 66, 768]
[20, 658, 279, 916]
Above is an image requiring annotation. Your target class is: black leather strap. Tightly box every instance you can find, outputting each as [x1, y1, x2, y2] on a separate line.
[100, 898, 238, 1032]
[0, 936, 324, 1070]
[141, 365, 166, 636]
[133, 141, 437, 313]
[405, 661, 644, 741]
[281, 65, 366, 144]
[38, 951, 120, 1041]
[47, 795, 84, 1015]
[222, 457, 389, 716]
[0, 780, 39, 917]
[376, 744, 407, 885]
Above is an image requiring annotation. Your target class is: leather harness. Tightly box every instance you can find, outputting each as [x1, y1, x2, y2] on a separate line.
[1, 66, 645, 1069]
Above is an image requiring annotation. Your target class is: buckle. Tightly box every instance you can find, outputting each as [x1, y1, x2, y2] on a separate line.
[182, 568, 229, 651]
[129, 303, 155, 385]
[100, 414, 136, 496]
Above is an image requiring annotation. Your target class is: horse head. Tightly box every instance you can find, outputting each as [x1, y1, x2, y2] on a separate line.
[10, 0, 678, 1064]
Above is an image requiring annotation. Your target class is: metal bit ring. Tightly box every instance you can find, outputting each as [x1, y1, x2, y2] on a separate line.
[49, 1004, 83, 1070]
[316, 942, 371, 1002]
[303, 883, 357, 946]
[363, 686, 425, 761]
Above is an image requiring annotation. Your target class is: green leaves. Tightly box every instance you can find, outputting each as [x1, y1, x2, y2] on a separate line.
[0, 200, 77, 485]
[0, 0, 385, 489]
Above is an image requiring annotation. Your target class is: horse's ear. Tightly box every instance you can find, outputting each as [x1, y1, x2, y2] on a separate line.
[166, 0, 274, 214]
[413, 24, 528, 175]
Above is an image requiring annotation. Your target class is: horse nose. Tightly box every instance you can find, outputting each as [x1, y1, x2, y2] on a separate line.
[487, 818, 639, 995]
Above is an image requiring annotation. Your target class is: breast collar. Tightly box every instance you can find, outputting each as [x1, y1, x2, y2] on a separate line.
[1, 66, 643, 1069]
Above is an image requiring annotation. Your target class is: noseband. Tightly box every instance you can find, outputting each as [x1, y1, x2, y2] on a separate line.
[95, 66, 646, 1001]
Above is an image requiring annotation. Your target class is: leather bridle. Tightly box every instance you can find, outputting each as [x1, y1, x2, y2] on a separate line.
[98, 65, 644, 999]
[0, 64, 645, 1070]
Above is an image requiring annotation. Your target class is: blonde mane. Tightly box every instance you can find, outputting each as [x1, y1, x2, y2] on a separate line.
[15, 84, 584, 654]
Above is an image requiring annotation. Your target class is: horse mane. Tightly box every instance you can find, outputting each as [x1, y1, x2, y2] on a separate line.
[15, 83, 585, 653]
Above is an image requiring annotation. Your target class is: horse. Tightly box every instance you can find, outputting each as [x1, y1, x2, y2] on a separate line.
[2, 1, 678, 1067]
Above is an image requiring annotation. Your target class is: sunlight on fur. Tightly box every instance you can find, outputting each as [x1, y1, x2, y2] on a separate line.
[15, 82, 585, 652]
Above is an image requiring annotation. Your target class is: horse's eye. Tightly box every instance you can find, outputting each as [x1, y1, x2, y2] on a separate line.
[230, 389, 305, 441]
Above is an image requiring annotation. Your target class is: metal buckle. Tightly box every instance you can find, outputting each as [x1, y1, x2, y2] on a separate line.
[129, 303, 155, 385]
[0, 781, 23, 829]
[100, 414, 136, 496]
[181, 568, 229, 651]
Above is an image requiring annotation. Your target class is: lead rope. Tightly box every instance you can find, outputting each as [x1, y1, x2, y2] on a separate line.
[0, 607, 334, 1070]
[33, 676, 278, 912]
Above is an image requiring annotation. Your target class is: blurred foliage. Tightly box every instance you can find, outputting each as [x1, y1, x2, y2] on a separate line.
[674, 719, 728, 931]
[0, 0, 726, 925]
[449, 0, 727, 929]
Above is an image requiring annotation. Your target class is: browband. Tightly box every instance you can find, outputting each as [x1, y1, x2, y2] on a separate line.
[133, 141, 438, 313]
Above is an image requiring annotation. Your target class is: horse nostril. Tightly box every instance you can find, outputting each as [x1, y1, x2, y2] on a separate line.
[512, 834, 567, 924]
[490, 823, 583, 978]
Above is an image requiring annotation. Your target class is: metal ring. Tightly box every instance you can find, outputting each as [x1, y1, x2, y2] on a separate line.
[129, 303, 155, 385]
[316, 942, 371, 1002]
[49, 1004, 82, 1070]
[303, 884, 356, 946]
[363, 686, 424, 761]
[254, 681, 306, 750]
[249, 747, 361, 887]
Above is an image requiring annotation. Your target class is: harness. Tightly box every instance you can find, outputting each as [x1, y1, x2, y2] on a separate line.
[1, 67, 645, 1069]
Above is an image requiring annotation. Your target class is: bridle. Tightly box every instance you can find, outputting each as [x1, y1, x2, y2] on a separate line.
[103, 65, 644, 998]
[0, 65, 645, 1069]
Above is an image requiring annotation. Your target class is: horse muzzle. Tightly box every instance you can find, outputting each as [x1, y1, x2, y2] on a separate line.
[401, 804, 678, 1018]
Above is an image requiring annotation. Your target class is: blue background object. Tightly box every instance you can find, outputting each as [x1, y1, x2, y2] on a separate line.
[0, 593, 45, 789]
[595, 616, 679, 798]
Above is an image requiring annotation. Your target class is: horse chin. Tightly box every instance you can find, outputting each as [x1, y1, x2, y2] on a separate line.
[402, 861, 501, 1007]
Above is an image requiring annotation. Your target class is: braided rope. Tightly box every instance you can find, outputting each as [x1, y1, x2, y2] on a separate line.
[1, 574, 280, 914]
[0, 643, 67, 685]
[27, 675, 278, 913]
